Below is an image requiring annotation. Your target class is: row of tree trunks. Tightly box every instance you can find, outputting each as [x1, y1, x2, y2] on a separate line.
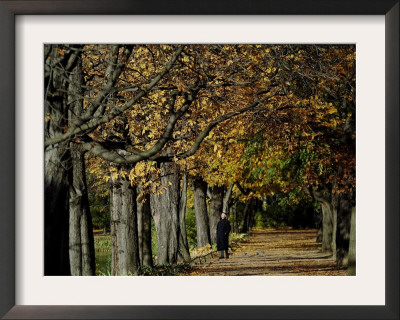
[311, 187, 355, 270]
[194, 178, 238, 247]
[109, 157, 192, 272]
[194, 179, 256, 248]
[44, 45, 191, 275]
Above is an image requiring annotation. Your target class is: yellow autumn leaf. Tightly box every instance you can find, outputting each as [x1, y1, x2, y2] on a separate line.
[327, 107, 337, 114]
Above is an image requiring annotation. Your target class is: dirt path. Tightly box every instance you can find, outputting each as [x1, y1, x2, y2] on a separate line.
[188, 229, 347, 276]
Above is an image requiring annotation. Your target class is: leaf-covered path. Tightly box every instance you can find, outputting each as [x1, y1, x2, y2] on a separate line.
[188, 229, 347, 276]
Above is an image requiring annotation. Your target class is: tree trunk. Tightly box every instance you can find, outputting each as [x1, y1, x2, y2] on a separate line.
[110, 184, 118, 274]
[209, 186, 224, 244]
[336, 194, 352, 267]
[320, 200, 334, 253]
[137, 182, 153, 268]
[44, 45, 74, 276]
[178, 172, 191, 261]
[240, 201, 250, 233]
[251, 199, 261, 228]
[310, 188, 335, 254]
[231, 204, 238, 233]
[347, 206, 356, 275]
[150, 160, 180, 265]
[137, 190, 143, 266]
[240, 199, 253, 233]
[315, 212, 323, 242]
[222, 182, 234, 213]
[331, 195, 338, 260]
[68, 146, 96, 275]
[110, 165, 140, 275]
[193, 176, 211, 248]
[44, 144, 70, 275]
[67, 54, 95, 276]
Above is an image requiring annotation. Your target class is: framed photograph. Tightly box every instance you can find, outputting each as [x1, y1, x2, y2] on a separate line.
[1, 0, 398, 319]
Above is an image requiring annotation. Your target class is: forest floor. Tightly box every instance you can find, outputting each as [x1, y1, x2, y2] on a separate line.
[186, 228, 347, 276]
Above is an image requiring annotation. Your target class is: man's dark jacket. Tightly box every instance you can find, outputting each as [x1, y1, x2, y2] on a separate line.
[216, 218, 231, 251]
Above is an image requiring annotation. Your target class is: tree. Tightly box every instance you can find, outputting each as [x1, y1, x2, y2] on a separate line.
[45, 44, 80, 275]
[178, 171, 191, 261]
[192, 176, 211, 248]
[209, 185, 224, 243]
[149, 157, 181, 265]
[137, 181, 153, 267]
[109, 163, 140, 275]
[68, 51, 95, 276]
[69, 146, 95, 275]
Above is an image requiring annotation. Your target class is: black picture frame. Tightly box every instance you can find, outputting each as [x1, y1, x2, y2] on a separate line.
[0, 1, 398, 319]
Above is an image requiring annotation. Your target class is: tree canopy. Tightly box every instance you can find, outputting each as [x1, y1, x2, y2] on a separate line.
[45, 44, 354, 194]
[44, 43, 356, 276]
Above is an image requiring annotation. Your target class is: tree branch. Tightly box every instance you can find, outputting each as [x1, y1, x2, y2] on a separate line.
[45, 45, 185, 148]
[169, 95, 271, 160]
[80, 87, 196, 164]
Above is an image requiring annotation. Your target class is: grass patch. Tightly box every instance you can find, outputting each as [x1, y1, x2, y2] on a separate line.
[94, 235, 111, 252]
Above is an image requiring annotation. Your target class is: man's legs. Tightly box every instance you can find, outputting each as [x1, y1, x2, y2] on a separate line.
[219, 250, 229, 259]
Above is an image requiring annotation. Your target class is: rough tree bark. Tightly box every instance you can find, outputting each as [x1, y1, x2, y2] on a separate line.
[336, 193, 353, 267]
[44, 45, 79, 275]
[68, 146, 96, 276]
[150, 159, 180, 265]
[67, 52, 95, 276]
[310, 188, 334, 253]
[331, 194, 338, 260]
[240, 199, 254, 233]
[209, 186, 224, 243]
[231, 204, 238, 233]
[347, 207, 356, 275]
[110, 165, 140, 275]
[178, 172, 191, 261]
[44, 143, 70, 275]
[222, 182, 234, 214]
[308, 185, 354, 266]
[137, 182, 153, 268]
[315, 213, 323, 243]
[193, 176, 211, 248]
[320, 200, 334, 253]
[137, 188, 143, 266]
